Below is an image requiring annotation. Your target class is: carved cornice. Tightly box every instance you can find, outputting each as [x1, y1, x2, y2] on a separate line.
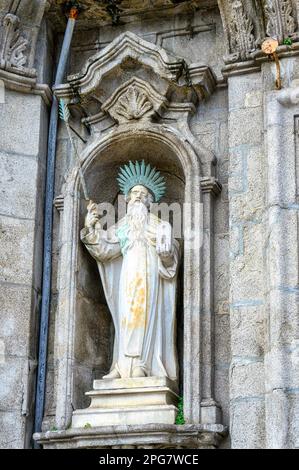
[0, 68, 52, 106]
[222, 41, 299, 78]
[66, 31, 184, 95]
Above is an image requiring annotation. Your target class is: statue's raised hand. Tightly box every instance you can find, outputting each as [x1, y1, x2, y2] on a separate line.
[85, 200, 100, 229]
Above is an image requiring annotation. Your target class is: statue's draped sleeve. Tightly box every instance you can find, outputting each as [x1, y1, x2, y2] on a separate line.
[80, 226, 122, 262]
[80, 225, 122, 369]
[158, 239, 180, 280]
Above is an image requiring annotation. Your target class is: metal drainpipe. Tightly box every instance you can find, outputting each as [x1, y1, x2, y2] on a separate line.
[34, 5, 79, 443]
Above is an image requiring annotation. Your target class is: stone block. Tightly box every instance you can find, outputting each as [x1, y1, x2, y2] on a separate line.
[0, 215, 35, 285]
[267, 207, 299, 289]
[229, 108, 263, 148]
[230, 223, 265, 301]
[267, 289, 299, 346]
[229, 148, 265, 224]
[72, 377, 178, 428]
[228, 73, 262, 110]
[0, 284, 38, 357]
[215, 315, 230, 364]
[0, 357, 28, 412]
[214, 187, 229, 234]
[0, 151, 39, 219]
[230, 398, 265, 449]
[0, 91, 42, 156]
[264, 346, 299, 392]
[230, 361, 264, 400]
[217, 158, 229, 184]
[0, 411, 25, 449]
[214, 365, 230, 426]
[230, 305, 265, 358]
[214, 233, 229, 303]
[288, 395, 299, 449]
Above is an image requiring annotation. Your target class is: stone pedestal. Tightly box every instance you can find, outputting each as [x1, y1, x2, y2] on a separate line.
[71, 377, 179, 428]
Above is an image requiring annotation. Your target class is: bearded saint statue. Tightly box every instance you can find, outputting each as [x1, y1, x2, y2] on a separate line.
[81, 160, 180, 381]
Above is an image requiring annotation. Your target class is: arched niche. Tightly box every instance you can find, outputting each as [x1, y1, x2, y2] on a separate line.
[54, 123, 203, 429]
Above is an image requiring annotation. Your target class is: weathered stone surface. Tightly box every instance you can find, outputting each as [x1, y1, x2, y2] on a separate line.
[34, 423, 228, 449]
[0, 411, 25, 449]
[0, 92, 42, 156]
[230, 305, 265, 358]
[230, 399, 265, 449]
[0, 284, 38, 357]
[0, 151, 39, 219]
[0, 215, 35, 285]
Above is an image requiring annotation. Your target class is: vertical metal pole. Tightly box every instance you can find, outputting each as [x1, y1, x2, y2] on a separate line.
[34, 6, 79, 443]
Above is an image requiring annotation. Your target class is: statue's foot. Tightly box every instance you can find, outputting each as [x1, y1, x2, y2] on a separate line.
[103, 368, 121, 379]
[132, 366, 146, 378]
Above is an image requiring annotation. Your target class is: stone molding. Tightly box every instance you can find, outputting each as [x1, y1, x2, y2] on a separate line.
[34, 423, 228, 449]
[53, 195, 64, 212]
[222, 42, 299, 78]
[0, 68, 52, 106]
[53, 31, 216, 131]
[200, 177, 222, 197]
[66, 31, 184, 93]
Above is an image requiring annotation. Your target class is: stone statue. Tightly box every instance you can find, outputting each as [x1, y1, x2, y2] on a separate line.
[81, 160, 180, 381]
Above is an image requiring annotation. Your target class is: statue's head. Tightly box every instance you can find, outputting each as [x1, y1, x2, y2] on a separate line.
[127, 184, 154, 209]
[117, 160, 166, 204]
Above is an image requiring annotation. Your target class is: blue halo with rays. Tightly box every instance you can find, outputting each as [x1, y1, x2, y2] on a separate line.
[117, 160, 166, 202]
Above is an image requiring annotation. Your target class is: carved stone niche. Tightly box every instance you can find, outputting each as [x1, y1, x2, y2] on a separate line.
[35, 31, 226, 449]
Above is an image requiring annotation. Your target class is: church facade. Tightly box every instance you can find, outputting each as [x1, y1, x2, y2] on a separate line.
[0, 0, 299, 449]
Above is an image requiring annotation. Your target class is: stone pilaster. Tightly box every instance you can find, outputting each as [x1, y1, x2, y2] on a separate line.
[227, 72, 266, 448]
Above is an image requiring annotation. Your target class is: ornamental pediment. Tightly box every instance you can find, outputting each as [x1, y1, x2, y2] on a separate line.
[54, 31, 216, 128]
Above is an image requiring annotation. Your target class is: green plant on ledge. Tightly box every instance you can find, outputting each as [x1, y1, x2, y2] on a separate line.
[84, 422, 92, 429]
[283, 38, 293, 46]
[175, 396, 185, 425]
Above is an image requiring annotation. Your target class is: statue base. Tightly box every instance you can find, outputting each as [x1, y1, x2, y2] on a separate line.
[71, 376, 179, 428]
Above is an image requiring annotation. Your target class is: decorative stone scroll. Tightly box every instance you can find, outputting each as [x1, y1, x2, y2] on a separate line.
[0, 14, 28, 68]
[264, 0, 297, 43]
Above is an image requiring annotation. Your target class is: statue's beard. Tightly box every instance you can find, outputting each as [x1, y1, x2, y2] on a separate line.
[126, 201, 148, 238]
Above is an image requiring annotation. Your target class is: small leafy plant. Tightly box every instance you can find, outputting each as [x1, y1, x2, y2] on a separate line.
[283, 38, 293, 46]
[84, 422, 92, 429]
[175, 396, 185, 425]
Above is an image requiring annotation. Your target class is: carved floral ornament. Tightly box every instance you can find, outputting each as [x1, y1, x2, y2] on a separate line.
[115, 85, 153, 121]
[0, 13, 28, 70]
[263, 0, 297, 42]
[101, 77, 168, 125]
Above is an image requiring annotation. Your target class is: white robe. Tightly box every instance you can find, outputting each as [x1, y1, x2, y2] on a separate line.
[81, 213, 180, 380]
